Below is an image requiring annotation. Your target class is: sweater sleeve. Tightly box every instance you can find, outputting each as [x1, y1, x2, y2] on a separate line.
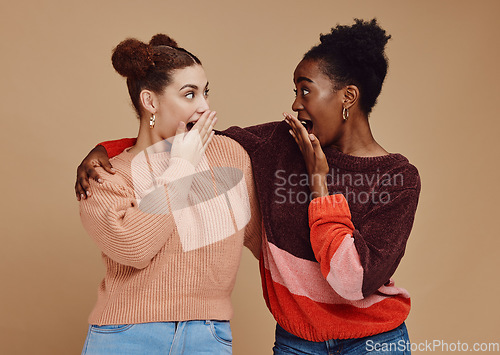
[79, 158, 195, 269]
[98, 138, 137, 159]
[242, 152, 262, 259]
[308, 186, 420, 300]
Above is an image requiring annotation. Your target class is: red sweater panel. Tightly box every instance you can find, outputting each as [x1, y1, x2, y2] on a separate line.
[260, 226, 411, 341]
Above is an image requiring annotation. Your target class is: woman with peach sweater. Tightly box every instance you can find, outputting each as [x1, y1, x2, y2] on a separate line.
[78, 34, 261, 354]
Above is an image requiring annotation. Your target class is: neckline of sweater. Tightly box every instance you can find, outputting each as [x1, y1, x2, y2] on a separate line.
[322, 147, 409, 172]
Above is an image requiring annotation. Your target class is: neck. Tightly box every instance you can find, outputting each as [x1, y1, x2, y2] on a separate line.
[128, 117, 168, 154]
[335, 112, 388, 157]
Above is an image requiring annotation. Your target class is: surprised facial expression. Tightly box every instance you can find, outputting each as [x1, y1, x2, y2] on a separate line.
[154, 64, 210, 139]
[292, 59, 345, 147]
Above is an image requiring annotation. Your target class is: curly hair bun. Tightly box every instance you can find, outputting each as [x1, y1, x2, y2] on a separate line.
[149, 34, 178, 48]
[320, 18, 391, 64]
[352, 18, 390, 54]
[111, 38, 153, 79]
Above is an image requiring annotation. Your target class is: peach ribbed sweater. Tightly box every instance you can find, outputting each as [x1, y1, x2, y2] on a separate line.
[79, 135, 261, 325]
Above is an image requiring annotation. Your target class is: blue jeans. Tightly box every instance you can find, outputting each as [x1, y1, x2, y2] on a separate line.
[273, 322, 411, 354]
[82, 320, 232, 354]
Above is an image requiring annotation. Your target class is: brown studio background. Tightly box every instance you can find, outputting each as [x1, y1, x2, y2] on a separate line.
[1, 0, 499, 354]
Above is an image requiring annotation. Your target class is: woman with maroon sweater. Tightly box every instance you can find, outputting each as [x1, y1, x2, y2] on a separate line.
[77, 19, 419, 354]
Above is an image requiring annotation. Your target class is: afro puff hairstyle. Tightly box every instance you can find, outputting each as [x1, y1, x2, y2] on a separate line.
[304, 18, 391, 115]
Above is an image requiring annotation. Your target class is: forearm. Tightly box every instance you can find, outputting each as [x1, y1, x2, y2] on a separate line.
[309, 194, 364, 300]
[309, 187, 419, 299]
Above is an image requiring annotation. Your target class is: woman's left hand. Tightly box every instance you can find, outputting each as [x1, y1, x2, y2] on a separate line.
[284, 113, 329, 199]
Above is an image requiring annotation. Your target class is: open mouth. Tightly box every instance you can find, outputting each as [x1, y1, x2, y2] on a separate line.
[186, 121, 197, 131]
[299, 119, 313, 134]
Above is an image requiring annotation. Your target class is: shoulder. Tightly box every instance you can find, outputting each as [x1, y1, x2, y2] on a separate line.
[383, 155, 420, 192]
[91, 152, 134, 193]
[216, 121, 282, 152]
[208, 135, 251, 166]
[218, 121, 281, 139]
[211, 134, 245, 149]
[206, 136, 255, 188]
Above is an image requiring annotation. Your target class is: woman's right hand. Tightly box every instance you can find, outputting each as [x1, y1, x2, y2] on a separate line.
[284, 113, 329, 199]
[171, 110, 217, 167]
[75, 145, 115, 201]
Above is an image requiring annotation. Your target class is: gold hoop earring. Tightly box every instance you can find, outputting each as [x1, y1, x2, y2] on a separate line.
[342, 107, 349, 121]
[150, 114, 156, 129]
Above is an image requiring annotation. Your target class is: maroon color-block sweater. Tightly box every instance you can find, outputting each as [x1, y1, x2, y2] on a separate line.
[100, 120, 420, 341]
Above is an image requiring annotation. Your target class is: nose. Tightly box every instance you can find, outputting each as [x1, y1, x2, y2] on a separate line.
[291, 96, 302, 112]
[197, 96, 210, 112]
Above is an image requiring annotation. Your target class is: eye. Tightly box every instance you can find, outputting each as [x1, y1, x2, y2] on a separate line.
[204, 88, 210, 97]
[185, 92, 194, 99]
[293, 88, 309, 97]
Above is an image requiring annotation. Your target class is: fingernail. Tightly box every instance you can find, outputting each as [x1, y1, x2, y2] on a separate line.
[98, 178, 103, 183]
[309, 134, 315, 141]
[86, 190, 90, 196]
[80, 194, 85, 200]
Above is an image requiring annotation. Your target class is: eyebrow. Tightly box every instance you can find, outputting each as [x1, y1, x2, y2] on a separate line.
[295, 76, 314, 84]
[179, 82, 209, 91]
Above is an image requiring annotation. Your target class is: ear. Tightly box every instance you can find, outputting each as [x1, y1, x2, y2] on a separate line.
[139, 90, 158, 115]
[342, 85, 360, 109]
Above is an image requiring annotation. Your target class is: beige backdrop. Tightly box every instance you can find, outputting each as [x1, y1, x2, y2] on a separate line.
[1, 0, 499, 354]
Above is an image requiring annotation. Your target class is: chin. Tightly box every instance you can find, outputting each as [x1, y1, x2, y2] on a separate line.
[313, 133, 324, 145]
[318, 136, 333, 148]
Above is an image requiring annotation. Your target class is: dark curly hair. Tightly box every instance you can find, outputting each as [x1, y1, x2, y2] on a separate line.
[111, 34, 201, 116]
[303, 18, 391, 115]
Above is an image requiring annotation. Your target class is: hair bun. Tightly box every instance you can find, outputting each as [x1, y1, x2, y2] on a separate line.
[149, 34, 178, 48]
[318, 18, 390, 67]
[111, 38, 153, 79]
[353, 18, 391, 54]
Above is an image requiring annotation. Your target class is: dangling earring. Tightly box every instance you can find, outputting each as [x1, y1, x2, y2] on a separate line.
[342, 107, 349, 121]
[150, 114, 156, 129]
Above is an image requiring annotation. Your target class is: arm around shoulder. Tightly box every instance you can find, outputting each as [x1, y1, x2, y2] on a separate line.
[79, 167, 176, 269]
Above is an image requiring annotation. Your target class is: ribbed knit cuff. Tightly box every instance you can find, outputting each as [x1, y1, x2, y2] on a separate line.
[308, 194, 351, 228]
[157, 157, 196, 183]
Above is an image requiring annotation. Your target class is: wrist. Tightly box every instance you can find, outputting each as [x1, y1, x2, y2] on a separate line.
[310, 173, 328, 199]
